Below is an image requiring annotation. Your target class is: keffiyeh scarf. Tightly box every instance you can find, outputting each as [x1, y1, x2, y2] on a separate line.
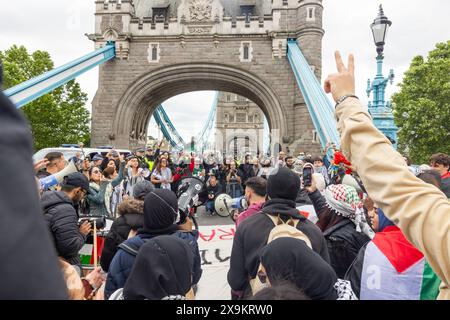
[334, 279, 358, 300]
[324, 184, 375, 239]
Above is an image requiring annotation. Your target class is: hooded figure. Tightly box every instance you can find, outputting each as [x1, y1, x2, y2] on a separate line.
[105, 189, 202, 299]
[228, 167, 329, 299]
[376, 208, 395, 232]
[260, 238, 356, 300]
[123, 235, 193, 300]
[306, 184, 371, 278]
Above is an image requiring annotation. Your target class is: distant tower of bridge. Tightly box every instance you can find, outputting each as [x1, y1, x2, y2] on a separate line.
[215, 92, 264, 158]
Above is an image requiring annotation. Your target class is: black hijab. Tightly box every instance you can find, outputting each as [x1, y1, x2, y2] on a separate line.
[123, 235, 193, 300]
[260, 238, 338, 300]
[138, 189, 180, 236]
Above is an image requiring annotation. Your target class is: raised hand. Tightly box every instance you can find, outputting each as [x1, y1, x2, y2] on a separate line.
[324, 51, 356, 102]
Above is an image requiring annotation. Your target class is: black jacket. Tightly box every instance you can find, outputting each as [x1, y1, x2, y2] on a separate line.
[227, 198, 330, 296]
[42, 191, 86, 267]
[0, 89, 67, 299]
[309, 190, 370, 278]
[100, 199, 144, 272]
[206, 183, 221, 200]
[238, 163, 255, 185]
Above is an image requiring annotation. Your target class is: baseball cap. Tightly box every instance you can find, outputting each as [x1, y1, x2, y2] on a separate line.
[136, 148, 145, 153]
[133, 180, 154, 199]
[62, 172, 89, 192]
[92, 154, 103, 161]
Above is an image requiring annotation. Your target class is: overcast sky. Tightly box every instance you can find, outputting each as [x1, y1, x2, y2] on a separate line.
[1, 0, 449, 141]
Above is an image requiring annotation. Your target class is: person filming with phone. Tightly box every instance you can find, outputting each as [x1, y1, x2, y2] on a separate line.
[42, 172, 92, 275]
[304, 163, 372, 278]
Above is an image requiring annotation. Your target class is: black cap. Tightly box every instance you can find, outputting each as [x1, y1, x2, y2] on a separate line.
[62, 172, 89, 192]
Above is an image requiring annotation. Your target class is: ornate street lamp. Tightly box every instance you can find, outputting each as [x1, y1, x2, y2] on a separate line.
[366, 5, 398, 148]
[370, 4, 392, 58]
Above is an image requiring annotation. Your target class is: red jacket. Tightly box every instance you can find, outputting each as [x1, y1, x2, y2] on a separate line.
[173, 157, 195, 182]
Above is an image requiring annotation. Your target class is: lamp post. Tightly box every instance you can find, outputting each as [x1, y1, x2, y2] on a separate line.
[366, 5, 398, 148]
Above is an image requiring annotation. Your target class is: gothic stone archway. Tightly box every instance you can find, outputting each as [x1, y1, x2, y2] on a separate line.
[108, 63, 287, 150]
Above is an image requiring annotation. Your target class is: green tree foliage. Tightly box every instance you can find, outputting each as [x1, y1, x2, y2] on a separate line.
[392, 41, 450, 164]
[0, 45, 90, 151]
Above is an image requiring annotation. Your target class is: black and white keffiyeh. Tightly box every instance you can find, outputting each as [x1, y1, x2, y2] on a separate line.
[334, 279, 358, 300]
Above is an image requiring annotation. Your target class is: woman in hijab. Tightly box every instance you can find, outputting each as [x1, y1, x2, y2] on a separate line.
[121, 235, 194, 300]
[105, 189, 202, 299]
[258, 238, 356, 300]
[345, 208, 441, 300]
[306, 179, 372, 278]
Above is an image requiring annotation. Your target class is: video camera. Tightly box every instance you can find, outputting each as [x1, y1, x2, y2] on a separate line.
[78, 215, 106, 229]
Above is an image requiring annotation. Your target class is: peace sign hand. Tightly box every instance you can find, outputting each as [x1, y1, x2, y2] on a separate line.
[324, 51, 356, 102]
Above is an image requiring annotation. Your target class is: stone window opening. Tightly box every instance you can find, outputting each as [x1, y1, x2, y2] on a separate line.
[312, 130, 319, 143]
[152, 7, 168, 22]
[245, 136, 250, 149]
[148, 43, 160, 63]
[243, 44, 250, 60]
[240, 41, 253, 62]
[307, 7, 316, 21]
[151, 45, 158, 60]
[241, 5, 255, 23]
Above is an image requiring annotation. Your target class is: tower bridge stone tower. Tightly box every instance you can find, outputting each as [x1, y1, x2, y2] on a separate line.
[89, 0, 324, 155]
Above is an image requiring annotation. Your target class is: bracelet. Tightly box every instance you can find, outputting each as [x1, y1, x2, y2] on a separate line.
[335, 95, 359, 108]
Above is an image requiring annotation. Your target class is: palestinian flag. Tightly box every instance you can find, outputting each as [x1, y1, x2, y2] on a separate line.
[78, 236, 105, 267]
[346, 226, 440, 300]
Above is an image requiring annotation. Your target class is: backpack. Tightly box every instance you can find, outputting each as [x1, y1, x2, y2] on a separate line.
[249, 213, 312, 295]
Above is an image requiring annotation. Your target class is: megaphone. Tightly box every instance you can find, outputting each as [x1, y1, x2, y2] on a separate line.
[40, 160, 79, 191]
[214, 194, 248, 218]
[177, 177, 206, 212]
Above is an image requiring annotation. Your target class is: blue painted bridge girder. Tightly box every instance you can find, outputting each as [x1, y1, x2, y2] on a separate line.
[5, 43, 116, 108]
[287, 40, 340, 159]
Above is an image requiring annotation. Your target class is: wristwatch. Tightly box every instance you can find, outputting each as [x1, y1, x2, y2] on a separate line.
[335, 95, 359, 108]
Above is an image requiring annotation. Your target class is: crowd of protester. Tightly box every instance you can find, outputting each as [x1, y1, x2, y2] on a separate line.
[1, 51, 449, 301]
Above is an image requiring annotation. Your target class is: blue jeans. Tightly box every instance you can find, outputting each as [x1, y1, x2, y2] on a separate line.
[206, 200, 215, 214]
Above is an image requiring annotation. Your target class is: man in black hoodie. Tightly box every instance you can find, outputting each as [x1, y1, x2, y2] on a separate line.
[227, 167, 329, 299]
[42, 172, 91, 271]
[238, 154, 256, 188]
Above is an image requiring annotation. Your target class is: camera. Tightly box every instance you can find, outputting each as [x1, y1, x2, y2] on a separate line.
[78, 215, 106, 229]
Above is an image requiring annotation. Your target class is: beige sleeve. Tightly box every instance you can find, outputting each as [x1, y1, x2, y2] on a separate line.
[335, 97, 450, 289]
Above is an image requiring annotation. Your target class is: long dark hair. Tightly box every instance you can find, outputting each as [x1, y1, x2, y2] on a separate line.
[155, 157, 169, 174]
